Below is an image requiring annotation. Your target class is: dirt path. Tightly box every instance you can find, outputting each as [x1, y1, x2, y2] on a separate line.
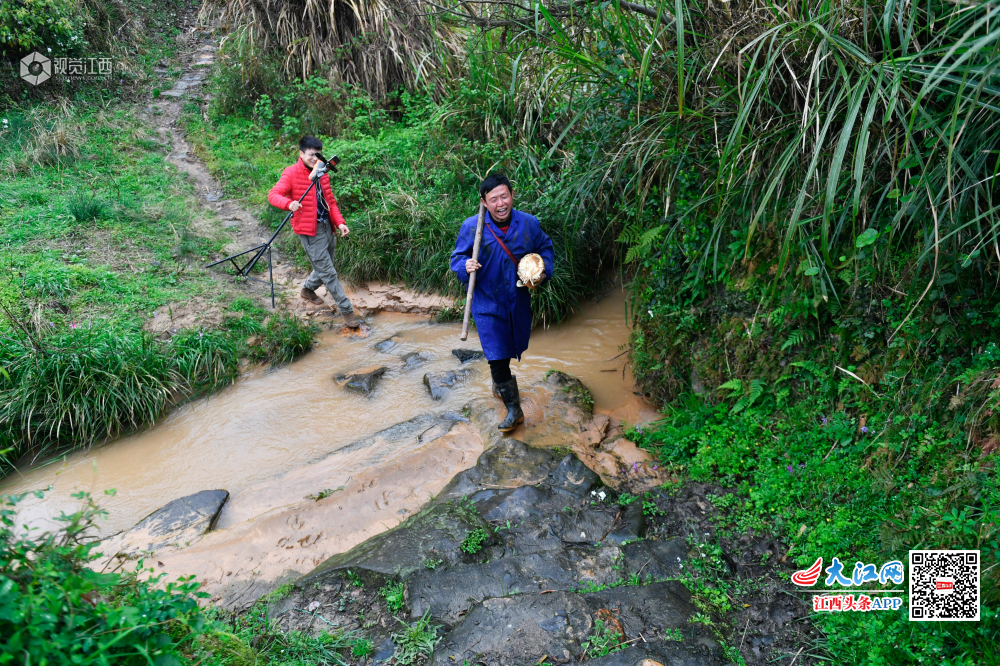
[139, 12, 453, 330]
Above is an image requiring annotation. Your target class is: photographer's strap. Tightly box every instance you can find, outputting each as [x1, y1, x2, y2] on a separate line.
[486, 223, 519, 267]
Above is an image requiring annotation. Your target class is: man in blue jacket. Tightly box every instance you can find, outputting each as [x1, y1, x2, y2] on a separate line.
[451, 173, 555, 432]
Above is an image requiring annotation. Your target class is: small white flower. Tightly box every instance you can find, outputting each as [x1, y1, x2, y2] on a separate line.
[580, 532, 586, 538]
[597, 491, 606, 500]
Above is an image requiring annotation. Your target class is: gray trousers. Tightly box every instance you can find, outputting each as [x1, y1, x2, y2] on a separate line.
[298, 222, 353, 314]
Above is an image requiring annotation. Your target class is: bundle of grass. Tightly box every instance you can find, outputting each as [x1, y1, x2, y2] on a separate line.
[201, 0, 466, 100]
[67, 192, 109, 224]
[226, 299, 318, 366]
[0, 327, 179, 473]
[170, 327, 242, 394]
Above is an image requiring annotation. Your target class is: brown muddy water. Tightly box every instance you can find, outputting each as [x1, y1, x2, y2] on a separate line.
[2, 288, 657, 602]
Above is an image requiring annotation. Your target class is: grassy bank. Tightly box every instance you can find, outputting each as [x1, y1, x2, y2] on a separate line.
[0, 59, 315, 474]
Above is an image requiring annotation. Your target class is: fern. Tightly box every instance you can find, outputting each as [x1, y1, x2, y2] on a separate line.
[717, 379, 743, 397]
[731, 379, 765, 414]
[780, 328, 815, 351]
[789, 360, 825, 377]
[624, 224, 667, 263]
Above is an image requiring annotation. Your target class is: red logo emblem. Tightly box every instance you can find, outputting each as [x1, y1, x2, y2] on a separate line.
[792, 557, 824, 586]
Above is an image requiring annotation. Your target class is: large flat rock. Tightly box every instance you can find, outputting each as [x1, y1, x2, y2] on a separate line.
[101, 489, 228, 557]
[301, 498, 499, 582]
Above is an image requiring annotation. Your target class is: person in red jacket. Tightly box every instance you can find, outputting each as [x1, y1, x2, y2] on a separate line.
[268, 135, 363, 328]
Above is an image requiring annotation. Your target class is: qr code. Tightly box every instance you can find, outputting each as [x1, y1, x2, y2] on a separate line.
[909, 550, 980, 621]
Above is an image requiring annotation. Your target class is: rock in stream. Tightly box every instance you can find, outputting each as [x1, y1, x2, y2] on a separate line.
[423, 369, 471, 400]
[270, 435, 722, 666]
[335, 365, 388, 393]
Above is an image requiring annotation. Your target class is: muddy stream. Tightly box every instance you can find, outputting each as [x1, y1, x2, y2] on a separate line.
[2, 289, 657, 605]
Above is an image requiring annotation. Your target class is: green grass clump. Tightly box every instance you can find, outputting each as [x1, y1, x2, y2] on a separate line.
[0, 326, 178, 467]
[200, 595, 359, 666]
[390, 610, 442, 665]
[351, 637, 373, 659]
[459, 528, 489, 555]
[66, 193, 110, 224]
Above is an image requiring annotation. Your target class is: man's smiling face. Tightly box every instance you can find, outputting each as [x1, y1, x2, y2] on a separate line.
[300, 148, 320, 168]
[482, 183, 513, 224]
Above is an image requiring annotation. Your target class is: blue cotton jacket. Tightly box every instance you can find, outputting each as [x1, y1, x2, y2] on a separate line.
[450, 209, 555, 361]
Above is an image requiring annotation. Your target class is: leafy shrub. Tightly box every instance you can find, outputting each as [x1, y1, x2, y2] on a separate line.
[0, 490, 209, 664]
[0, 0, 86, 59]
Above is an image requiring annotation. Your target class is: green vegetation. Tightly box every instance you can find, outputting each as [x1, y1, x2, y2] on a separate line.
[379, 580, 405, 613]
[390, 610, 442, 666]
[0, 82, 316, 477]
[459, 527, 490, 555]
[581, 618, 625, 659]
[0, 297, 316, 474]
[304, 486, 344, 502]
[343, 569, 363, 588]
[0, 490, 208, 664]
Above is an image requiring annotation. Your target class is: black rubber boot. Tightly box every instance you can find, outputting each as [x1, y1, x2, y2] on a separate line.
[496, 376, 524, 433]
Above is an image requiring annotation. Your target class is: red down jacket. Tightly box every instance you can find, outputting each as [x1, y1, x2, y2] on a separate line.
[267, 157, 346, 236]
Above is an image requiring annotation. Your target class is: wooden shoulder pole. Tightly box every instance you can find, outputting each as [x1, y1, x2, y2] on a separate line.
[460, 203, 486, 341]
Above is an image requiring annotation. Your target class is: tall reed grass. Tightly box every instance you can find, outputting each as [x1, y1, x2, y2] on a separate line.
[447, 0, 1000, 312]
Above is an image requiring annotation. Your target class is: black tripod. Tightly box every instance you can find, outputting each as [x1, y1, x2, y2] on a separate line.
[206, 155, 340, 307]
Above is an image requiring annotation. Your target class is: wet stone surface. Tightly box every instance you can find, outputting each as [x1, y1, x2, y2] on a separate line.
[335, 365, 388, 393]
[452, 348, 485, 363]
[401, 351, 431, 370]
[374, 334, 403, 353]
[103, 489, 228, 557]
[423, 369, 472, 400]
[271, 433, 724, 666]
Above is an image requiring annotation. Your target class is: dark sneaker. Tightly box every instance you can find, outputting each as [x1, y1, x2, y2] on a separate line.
[300, 287, 324, 305]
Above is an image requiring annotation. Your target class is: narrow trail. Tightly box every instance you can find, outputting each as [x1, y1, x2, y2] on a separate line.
[139, 12, 452, 329]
